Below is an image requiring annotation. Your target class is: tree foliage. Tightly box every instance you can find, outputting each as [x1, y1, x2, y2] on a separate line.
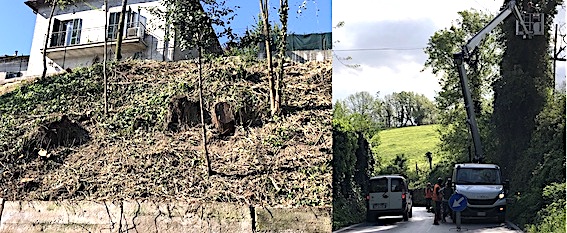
[509, 91, 566, 227]
[492, 0, 563, 178]
[332, 106, 375, 229]
[338, 91, 436, 132]
[423, 10, 499, 162]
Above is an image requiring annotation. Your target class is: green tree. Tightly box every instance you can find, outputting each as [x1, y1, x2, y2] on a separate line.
[492, 0, 563, 179]
[526, 183, 566, 233]
[354, 132, 374, 195]
[345, 91, 381, 120]
[380, 154, 409, 177]
[411, 93, 436, 125]
[332, 112, 374, 229]
[509, 91, 566, 227]
[423, 10, 500, 162]
[341, 92, 382, 139]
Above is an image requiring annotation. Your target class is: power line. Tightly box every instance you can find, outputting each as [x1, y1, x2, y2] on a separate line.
[333, 47, 425, 52]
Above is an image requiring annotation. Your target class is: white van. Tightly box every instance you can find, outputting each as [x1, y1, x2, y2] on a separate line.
[366, 175, 413, 222]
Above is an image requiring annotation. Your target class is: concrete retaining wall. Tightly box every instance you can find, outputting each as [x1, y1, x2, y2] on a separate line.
[0, 199, 331, 233]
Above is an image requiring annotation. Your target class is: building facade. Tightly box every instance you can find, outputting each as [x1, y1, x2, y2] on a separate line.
[24, 0, 202, 77]
[0, 54, 29, 84]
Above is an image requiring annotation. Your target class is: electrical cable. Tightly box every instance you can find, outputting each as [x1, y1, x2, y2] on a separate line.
[333, 47, 425, 52]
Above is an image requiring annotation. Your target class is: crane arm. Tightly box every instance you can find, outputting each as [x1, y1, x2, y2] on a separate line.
[454, 0, 532, 163]
[463, 0, 530, 59]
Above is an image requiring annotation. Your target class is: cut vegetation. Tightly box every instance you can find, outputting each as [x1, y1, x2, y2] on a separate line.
[0, 57, 332, 208]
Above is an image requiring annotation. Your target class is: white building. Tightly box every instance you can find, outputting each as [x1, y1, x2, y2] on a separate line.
[0, 54, 29, 84]
[24, 0, 217, 77]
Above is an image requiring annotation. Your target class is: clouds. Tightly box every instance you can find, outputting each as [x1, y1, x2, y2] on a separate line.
[332, 0, 566, 102]
[334, 19, 436, 71]
[332, 60, 440, 102]
[331, 0, 504, 102]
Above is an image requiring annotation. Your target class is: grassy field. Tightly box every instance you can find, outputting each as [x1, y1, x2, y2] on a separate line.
[374, 124, 442, 177]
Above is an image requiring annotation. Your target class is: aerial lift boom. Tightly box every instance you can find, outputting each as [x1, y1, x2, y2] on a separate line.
[453, 0, 535, 163]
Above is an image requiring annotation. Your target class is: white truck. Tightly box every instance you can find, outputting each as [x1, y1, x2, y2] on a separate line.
[452, 163, 509, 222]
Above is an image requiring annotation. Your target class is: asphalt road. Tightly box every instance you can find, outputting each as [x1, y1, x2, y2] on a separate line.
[334, 207, 523, 233]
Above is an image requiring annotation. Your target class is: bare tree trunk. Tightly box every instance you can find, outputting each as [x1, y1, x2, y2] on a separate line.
[275, 0, 288, 116]
[198, 43, 212, 176]
[42, 1, 57, 79]
[103, 0, 109, 116]
[115, 0, 128, 61]
[259, 0, 276, 116]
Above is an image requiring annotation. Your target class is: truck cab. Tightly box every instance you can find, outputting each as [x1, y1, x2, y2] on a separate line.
[452, 163, 508, 222]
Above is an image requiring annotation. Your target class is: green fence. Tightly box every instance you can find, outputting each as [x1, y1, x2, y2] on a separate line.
[286, 32, 332, 51]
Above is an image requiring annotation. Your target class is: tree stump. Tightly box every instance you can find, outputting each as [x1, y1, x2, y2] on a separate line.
[212, 102, 236, 136]
[166, 95, 201, 131]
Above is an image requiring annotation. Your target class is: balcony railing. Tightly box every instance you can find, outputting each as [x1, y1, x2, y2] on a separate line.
[49, 21, 146, 48]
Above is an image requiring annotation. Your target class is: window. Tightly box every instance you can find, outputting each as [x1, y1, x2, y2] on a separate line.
[369, 178, 388, 193]
[108, 12, 120, 40]
[391, 178, 406, 192]
[108, 11, 143, 40]
[456, 168, 501, 185]
[50, 18, 82, 47]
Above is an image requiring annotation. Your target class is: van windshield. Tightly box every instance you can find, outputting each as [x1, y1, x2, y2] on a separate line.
[455, 168, 502, 185]
[369, 178, 388, 193]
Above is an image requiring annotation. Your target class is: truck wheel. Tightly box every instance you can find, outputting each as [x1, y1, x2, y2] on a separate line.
[367, 212, 377, 223]
[498, 215, 505, 223]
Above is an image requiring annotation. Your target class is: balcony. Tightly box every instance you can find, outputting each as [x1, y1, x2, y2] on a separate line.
[45, 22, 147, 60]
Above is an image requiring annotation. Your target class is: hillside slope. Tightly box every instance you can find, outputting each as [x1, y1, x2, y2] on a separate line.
[375, 124, 441, 174]
[0, 58, 331, 208]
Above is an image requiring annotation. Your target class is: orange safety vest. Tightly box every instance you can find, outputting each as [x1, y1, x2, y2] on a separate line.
[433, 184, 441, 201]
[425, 187, 433, 198]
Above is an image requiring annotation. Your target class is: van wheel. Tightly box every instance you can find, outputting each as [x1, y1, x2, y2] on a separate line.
[367, 212, 377, 223]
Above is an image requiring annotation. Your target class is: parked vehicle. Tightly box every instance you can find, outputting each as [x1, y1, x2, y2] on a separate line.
[366, 175, 413, 222]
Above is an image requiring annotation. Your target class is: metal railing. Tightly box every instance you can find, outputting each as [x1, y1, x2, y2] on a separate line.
[48, 21, 146, 48]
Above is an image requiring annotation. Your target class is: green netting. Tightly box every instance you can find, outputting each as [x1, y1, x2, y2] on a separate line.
[286, 33, 332, 51]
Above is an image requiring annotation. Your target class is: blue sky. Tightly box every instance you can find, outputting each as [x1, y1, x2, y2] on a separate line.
[0, 0, 331, 56]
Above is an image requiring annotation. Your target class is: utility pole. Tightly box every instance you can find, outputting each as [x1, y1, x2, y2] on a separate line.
[425, 152, 432, 170]
[415, 163, 419, 177]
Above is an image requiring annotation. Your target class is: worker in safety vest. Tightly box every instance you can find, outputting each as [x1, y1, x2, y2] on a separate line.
[425, 182, 433, 212]
[433, 178, 443, 225]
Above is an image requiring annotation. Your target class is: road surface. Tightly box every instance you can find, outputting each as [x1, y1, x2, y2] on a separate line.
[334, 207, 523, 233]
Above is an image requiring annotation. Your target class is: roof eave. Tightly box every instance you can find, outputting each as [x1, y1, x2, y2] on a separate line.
[25, 0, 46, 13]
